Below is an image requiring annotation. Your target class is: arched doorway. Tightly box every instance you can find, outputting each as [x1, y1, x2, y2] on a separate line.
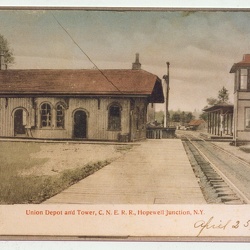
[73, 110, 87, 138]
[14, 109, 26, 135]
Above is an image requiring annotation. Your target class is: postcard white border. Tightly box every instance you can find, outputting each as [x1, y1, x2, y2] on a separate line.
[0, 0, 249, 9]
[0, 204, 249, 238]
[0, 2, 250, 250]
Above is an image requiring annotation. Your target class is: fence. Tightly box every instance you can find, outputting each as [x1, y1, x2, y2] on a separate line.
[146, 127, 176, 139]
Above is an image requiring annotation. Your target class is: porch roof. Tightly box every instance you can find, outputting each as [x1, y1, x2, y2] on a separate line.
[0, 69, 164, 103]
[203, 102, 234, 113]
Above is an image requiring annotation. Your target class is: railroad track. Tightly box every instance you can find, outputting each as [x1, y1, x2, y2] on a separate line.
[181, 133, 250, 204]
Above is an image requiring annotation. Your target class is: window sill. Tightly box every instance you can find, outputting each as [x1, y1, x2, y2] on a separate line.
[38, 128, 66, 130]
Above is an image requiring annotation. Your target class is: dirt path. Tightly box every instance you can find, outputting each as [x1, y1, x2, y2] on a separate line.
[212, 141, 250, 163]
[22, 143, 131, 176]
[44, 139, 206, 204]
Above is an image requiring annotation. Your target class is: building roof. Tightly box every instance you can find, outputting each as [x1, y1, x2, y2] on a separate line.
[188, 119, 206, 126]
[203, 102, 234, 113]
[0, 69, 164, 103]
[230, 54, 250, 73]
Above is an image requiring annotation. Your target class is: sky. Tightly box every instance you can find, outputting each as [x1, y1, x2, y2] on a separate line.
[1, 9, 250, 112]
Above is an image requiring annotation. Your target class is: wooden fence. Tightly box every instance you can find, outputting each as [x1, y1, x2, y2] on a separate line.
[146, 127, 176, 139]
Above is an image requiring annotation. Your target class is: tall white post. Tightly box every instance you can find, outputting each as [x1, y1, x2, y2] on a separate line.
[163, 62, 170, 128]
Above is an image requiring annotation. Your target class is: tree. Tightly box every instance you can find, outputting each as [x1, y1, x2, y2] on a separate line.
[180, 111, 186, 125]
[206, 97, 218, 106]
[199, 112, 208, 122]
[205, 87, 230, 107]
[171, 112, 181, 122]
[0, 34, 14, 69]
[155, 111, 164, 124]
[185, 112, 194, 123]
[201, 87, 230, 121]
[218, 86, 229, 103]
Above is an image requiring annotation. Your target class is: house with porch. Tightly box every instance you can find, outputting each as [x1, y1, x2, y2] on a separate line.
[0, 56, 164, 142]
[203, 102, 234, 138]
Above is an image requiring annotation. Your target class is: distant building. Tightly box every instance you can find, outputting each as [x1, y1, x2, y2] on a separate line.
[187, 119, 207, 131]
[203, 102, 233, 137]
[0, 55, 164, 142]
[230, 54, 250, 143]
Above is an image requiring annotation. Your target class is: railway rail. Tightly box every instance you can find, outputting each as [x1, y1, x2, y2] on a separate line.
[180, 132, 250, 204]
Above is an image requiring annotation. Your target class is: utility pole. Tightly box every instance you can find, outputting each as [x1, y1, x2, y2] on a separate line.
[0, 50, 4, 70]
[163, 62, 170, 127]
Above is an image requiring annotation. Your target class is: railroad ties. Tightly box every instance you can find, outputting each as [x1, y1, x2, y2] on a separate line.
[181, 134, 244, 204]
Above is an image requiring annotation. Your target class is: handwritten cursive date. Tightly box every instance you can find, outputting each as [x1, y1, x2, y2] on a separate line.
[194, 216, 231, 236]
[194, 217, 250, 236]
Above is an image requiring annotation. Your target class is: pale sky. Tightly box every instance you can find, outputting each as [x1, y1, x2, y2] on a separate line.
[1, 10, 250, 111]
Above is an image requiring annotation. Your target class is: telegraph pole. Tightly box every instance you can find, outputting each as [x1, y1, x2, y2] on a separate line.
[0, 50, 4, 70]
[163, 62, 170, 127]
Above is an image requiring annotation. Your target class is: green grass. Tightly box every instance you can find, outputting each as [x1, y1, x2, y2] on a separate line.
[239, 145, 250, 153]
[0, 142, 111, 204]
[115, 145, 133, 152]
[0, 161, 110, 204]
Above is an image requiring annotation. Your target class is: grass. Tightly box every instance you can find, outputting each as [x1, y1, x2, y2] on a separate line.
[0, 142, 111, 204]
[115, 145, 133, 152]
[5, 160, 110, 204]
[239, 145, 250, 153]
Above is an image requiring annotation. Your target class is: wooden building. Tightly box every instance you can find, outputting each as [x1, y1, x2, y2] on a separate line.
[203, 103, 233, 137]
[0, 64, 164, 141]
[230, 54, 250, 143]
[187, 119, 207, 131]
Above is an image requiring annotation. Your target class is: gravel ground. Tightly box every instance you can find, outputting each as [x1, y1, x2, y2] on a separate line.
[178, 130, 250, 203]
[177, 130, 250, 163]
[183, 141, 222, 203]
[21, 143, 131, 176]
[212, 141, 250, 163]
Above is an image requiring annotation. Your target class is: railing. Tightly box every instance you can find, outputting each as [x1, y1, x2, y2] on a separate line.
[146, 127, 176, 139]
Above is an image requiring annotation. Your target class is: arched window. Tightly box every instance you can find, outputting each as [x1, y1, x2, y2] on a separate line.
[56, 104, 64, 128]
[108, 104, 121, 131]
[40, 103, 52, 127]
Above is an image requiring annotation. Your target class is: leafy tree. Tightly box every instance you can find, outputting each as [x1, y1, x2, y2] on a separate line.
[218, 86, 229, 103]
[199, 112, 208, 122]
[206, 97, 218, 106]
[180, 111, 186, 125]
[171, 112, 181, 122]
[202, 87, 230, 121]
[206, 87, 229, 107]
[155, 110, 164, 124]
[185, 112, 194, 123]
[171, 111, 194, 124]
[0, 34, 14, 69]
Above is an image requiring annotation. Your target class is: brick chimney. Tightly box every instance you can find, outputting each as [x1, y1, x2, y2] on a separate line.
[132, 53, 141, 70]
[243, 54, 250, 62]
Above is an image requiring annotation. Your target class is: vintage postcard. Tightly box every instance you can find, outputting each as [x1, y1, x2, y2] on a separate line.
[0, 5, 250, 241]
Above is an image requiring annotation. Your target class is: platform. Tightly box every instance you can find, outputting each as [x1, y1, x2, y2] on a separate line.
[44, 139, 206, 204]
[200, 132, 233, 142]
